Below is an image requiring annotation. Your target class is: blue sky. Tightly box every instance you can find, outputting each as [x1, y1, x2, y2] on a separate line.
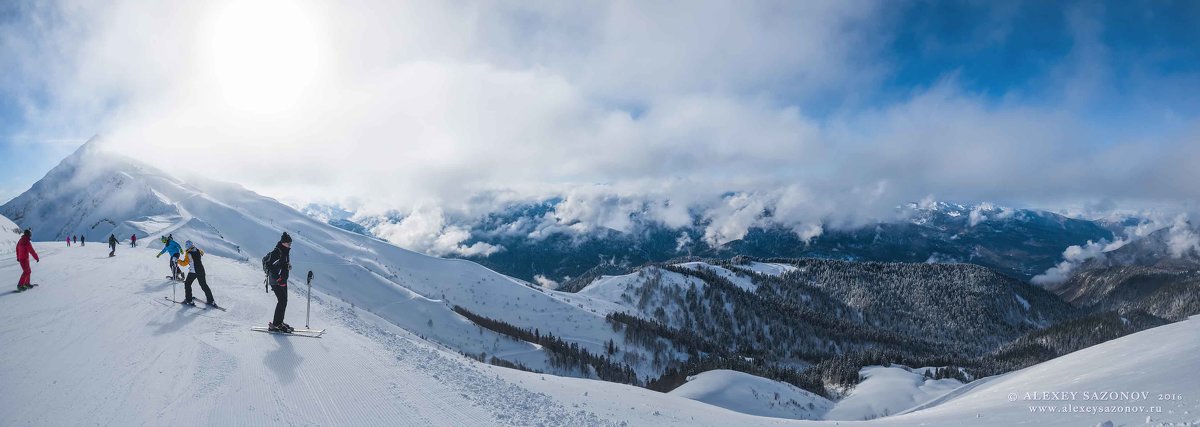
[0, 0, 1198, 224]
[879, 1, 1198, 114]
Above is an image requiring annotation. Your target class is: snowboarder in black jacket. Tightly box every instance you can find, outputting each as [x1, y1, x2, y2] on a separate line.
[108, 234, 118, 257]
[178, 240, 216, 307]
[263, 232, 293, 332]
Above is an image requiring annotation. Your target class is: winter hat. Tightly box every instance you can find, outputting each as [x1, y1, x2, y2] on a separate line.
[160, 236, 168, 243]
[23, 229, 31, 237]
[280, 232, 292, 243]
[185, 240, 194, 249]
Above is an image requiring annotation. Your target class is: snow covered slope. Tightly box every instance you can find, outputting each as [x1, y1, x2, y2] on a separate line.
[0, 214, 19, 255]
[0, 244, 622, 425]
[667, 370, 833, 420]
[570, 261, 797, 323]
[4, 244, 1195, 426]
[0, 140, 655, 379]
[823, 366, 963, 421]
[886, 315, 1200, 426]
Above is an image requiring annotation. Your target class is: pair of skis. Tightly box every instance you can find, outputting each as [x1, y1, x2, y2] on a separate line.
[163, 296, 227, 311]
[250, 326, 325, 338]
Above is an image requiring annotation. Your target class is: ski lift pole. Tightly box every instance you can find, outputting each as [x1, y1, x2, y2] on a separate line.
[306, 270, 314, 329]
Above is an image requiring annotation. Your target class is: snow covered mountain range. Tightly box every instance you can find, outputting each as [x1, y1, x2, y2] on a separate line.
[2, 140, 1198, 425]
[314, 199, 1115, 285]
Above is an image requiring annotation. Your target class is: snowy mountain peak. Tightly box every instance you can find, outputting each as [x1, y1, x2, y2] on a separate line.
[1, 142, 186, 244]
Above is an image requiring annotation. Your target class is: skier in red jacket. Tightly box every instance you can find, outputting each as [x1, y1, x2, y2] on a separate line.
[16, 229, 39, 291]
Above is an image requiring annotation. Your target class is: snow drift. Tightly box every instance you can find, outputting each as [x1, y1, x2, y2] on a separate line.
[668, 370, 833, 420]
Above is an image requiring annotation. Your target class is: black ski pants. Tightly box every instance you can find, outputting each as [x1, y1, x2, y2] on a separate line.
[184, 272, 214, 303]
[271, 284, 288, 325]
[169, 255, 182, 280]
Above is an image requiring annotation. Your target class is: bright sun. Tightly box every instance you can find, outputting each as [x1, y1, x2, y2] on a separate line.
[209, 0, 321, 114]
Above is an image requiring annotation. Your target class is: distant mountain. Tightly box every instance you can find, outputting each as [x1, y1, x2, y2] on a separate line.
[572, 258, 1076, 362]
[724, 203, 1113, 281]
[300, 204, 375, 237]
[0, 214, 21, 255]
[1046, 226, 1200, 321]
[3, 140, 190, 244]
[323, 200, 1113, 285]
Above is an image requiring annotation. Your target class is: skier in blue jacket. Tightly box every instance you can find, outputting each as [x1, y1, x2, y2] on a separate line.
[155, 235, 184, 281]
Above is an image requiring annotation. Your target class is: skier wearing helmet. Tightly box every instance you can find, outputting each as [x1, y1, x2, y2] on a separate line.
[155, 235, 184, 281]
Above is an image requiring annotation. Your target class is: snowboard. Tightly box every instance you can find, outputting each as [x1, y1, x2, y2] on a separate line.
[6, 284, 39, 294]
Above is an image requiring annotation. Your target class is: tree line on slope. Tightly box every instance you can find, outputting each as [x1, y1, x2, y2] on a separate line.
[454, 255, 1176, 399]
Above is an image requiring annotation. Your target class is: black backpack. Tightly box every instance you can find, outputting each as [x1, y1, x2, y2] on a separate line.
[262, 252, 271, 293]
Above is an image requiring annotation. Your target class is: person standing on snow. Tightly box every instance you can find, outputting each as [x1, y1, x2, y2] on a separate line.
[80, 235, 85, 246]
[263, 232, 293, 332]
[156, 235, 184, 281]
[108, 234, 118, 257]
[131, 234, 137, 248]
[177, 240, 217, 307]
[15, 229, 39, 291]
[66, 236, 70, 247]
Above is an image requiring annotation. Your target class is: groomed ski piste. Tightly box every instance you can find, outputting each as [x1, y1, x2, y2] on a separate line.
[2, 242, 1199, 426]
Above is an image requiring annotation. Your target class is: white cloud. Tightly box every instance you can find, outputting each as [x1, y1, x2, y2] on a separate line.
[702, 193, 768, 246]
[674, 232, 693, 253]
[533, 275, 559, 290]
[1031, 238, 1126, 286]
[1166, 214, 1200, 259]
[968, 202, 998, 227]
[2, 0, 1198, 247]
[370, 206, 502, 257]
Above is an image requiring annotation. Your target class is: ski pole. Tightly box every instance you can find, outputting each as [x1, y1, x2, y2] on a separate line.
[306, 271, 314, 329]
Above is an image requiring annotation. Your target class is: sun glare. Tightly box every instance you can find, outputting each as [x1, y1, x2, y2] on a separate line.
[209, 0, 321, 114]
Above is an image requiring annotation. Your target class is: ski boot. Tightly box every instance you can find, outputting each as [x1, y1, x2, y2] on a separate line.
[280, 322, 295, 333]
[268, 322, 287, 332]
[181, 298, 196, 306]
